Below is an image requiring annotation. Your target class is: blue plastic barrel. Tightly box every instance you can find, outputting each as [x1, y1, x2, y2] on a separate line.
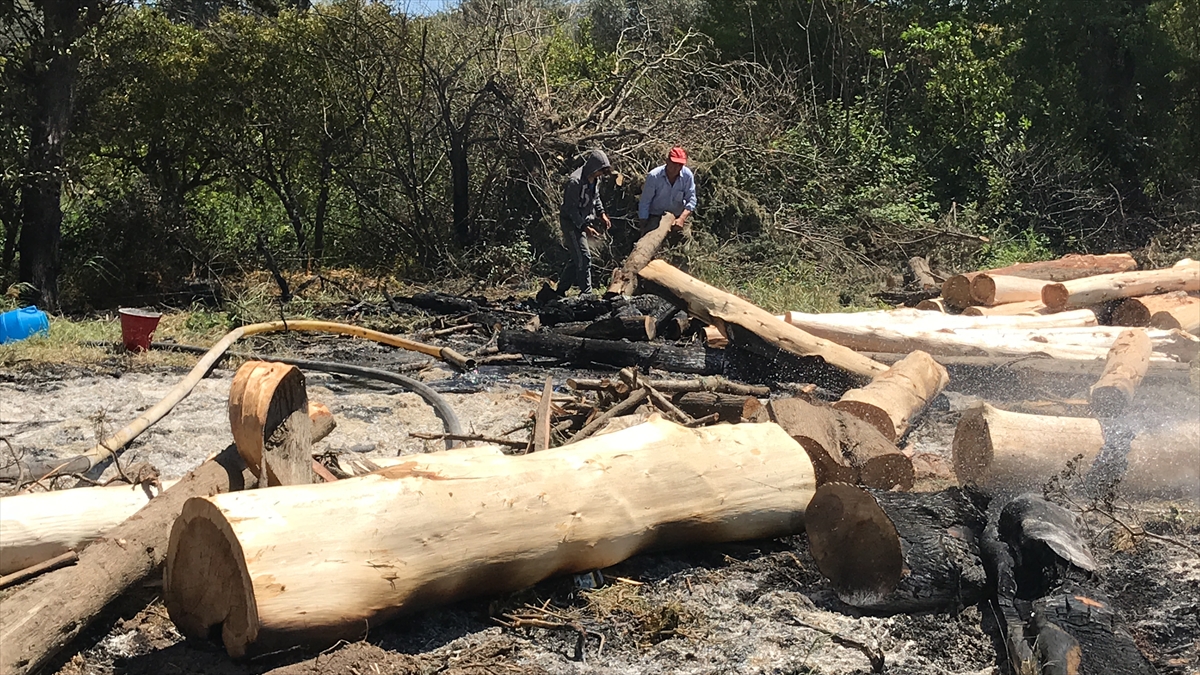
[0, 307, 50, 344]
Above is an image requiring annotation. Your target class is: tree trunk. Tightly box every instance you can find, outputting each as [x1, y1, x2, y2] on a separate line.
[960, 299, 1050, 315]
[781, 314, 1189, 361]
[768, 397, 912, 490]
[449, 131, 470, 247]
[784, 307, 1098, 330]
[805, 483, 988, 613]
[608, 213, 674, 296]
[987, 494, 1157, 675]
[952, 403, 1200, 499]
[940, 254, 1138, 308]
[310, 150, 332, 271]
[673, 391, 762, 423]
[1089, 329, 1151, 417]
[566, 376, 769, 397]
[1041, 259, 1200, 310]
[0, 445, 256, 675]
[1111, 290, 1200, 334]
[554, 315, 656, 341]
[638, 260, 887, 380]
[164, 418, 816, 659]
[831, 350, 949, 442]
[497, 329, 722, 374]
[969, 274, 1051, 306]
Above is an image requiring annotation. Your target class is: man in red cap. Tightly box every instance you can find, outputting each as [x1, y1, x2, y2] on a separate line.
[637, 146, 696, 237]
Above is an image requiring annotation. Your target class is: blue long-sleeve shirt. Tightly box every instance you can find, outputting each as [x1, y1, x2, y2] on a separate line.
[638, 165, 697, 220]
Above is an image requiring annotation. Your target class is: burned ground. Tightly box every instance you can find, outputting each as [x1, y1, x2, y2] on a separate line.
[2, 328, 1197, 675]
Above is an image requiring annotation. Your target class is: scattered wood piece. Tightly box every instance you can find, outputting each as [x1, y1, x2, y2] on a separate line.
[959, 299, 1049, 316]
[703, 323, 728, 348]
[914, 298, 946, 312]
[1041, 258, 1200, 310]
[1089, 329, 1152, 417]
[497, 330, 721, 375]
[645, 385, 695, 424]
[674, 391, 761, 423]
[769, 397, 913, 490]
[805, 483, 988, 613]
[532, 377, 554, 453]
[567, 376, 768, 397]
[832, 350, 949, 442]
[567, 388, 649, 445]
[638, 260, 887, 380]
[608, 213, 675, 296]
[0, 551, 78, 590]
[908, 256, 939, 291]
[410, 431, 529, 450]
[0, 444, 256, 675]
[163, 417, 815, 658]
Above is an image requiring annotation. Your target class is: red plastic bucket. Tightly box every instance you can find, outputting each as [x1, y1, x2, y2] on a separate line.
[118, 308, 162, 352]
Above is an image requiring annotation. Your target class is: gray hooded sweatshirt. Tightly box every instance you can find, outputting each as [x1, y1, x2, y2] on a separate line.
[559, 149, 610, 231]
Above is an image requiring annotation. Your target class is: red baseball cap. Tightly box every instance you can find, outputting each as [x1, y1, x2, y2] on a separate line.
[668, 146, 688, 165]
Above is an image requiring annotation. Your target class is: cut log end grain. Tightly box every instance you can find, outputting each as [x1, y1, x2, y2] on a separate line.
[1089, 329, 1152, 417]
[941, 275, 975, 309]
[805, 483, 903, 607]
[950, 406, 992, 486]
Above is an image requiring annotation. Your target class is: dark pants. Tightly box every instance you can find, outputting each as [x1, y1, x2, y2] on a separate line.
[558, 218, 593, 294]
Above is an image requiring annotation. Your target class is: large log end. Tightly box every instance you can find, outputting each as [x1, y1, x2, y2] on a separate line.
[805, 483, 904, 607]
[165, 497, 259, 659]
[951, 405, 992, 485]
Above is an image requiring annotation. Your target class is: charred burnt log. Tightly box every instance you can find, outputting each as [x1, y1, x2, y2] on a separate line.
[553, 315, 657, 341]
[983, 494, 1157, 675]
[497, 330, 722, 374]
[805, 483, 989, 613]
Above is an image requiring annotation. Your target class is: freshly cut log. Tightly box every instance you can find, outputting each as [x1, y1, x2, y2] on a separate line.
[987, 494, 1157, 675]
[608, 213, 674, 296]
[915, 297, 946, 312]
[952, 403, 1200, 499]
[0, 401, 335, 577]
[0, 480, 175, 576]
[673, 391, 762, 423]
[229, 361, 314, 486]
[960, 300, 1049, 316]
[497, 329, 722, 375]
[908, 256, 939, 290]
[784, 308, 1099, 330]
[969, 274, 1051, 306]
[1089, 329, 1151, 417]
[704, 324, 728, 348]
[638, 260, 887, 380]
[780, 315, 1187, 361]
[805, 483, 988, 613]
[0, 445, 256, 675]
[1041, 258, 1200, 310]
[940, 253, 1138, 308]
[831, 350, 949, 442]
[1112, 290, 1200, 334]
[164, 417, 816, 658]
[769, 397, 912, 490]
[531, 377, 553, 452]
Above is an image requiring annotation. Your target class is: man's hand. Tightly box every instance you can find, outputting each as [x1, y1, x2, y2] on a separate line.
[673, 210, 691, 230]
[600, 213, 612, 230]
[585, 226, 601, 238]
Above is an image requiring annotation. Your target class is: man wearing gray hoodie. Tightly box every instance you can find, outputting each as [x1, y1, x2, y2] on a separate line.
[557, 149, 613, 295]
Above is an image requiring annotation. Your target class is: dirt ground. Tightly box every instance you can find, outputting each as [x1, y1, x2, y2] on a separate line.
[1, 335, 1198, 675]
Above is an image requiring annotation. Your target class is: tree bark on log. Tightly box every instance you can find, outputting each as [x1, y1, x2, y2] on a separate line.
[769, 397, 912, 490]
[673, 391, 762, 423]
[163, 417, 816, 658]
[831, 350, 949, 442]
[0, 445, 256, 675]
[608, 213, 674, 296]
[952, 403, 1200, 499]
[1089, 329, 1151, 417]
[637, 260, 887, 380]
[940, 254, 1138, 308]
[805, 483, 988, 613]
[566, 376, 769, 397]
[555, 315, 657, 341]
[969, 274, 1051, 306]
[1041, 259, 1200, 310]
[1112, 290, 1200, 334]
[497, 329, 722, 374]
